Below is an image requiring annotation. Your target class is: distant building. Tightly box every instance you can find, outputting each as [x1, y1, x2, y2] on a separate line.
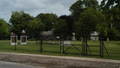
[41, 29, 54, 40]
[41, 29, 54, 36]
[41, 31, 53, 36]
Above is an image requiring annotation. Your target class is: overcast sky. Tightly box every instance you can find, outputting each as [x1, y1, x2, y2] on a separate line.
[0, 0, 102, 23]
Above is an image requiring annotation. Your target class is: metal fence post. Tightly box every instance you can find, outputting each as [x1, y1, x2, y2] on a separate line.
[15, 34, 16, 51]
[100, 35, 103, 58]
[40, 35, 43, 53]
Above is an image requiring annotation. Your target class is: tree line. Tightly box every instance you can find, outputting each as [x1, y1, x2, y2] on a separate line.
[0, 0, 120, 40]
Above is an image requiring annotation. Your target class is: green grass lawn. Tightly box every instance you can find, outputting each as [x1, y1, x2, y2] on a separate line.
[0, 40, 120, 60]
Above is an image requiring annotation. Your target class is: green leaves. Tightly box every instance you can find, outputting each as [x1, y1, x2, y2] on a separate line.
[69, 0, 99, 21]
[76, 8, 103, 36]
[70, 0, 102, 37]
[0, 18, 10, 37]
[9, 11, 58, 38]
[100, 0, 120, 37]
[36, 13, 57, 31]
[9, 10, 34, 35]
[53, 19, 69, 36]
[29, 18, 45, 36]
[96, 22, 108, 36]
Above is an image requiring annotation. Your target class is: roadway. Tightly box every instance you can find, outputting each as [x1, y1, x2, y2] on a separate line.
[0, 61, 45, 68]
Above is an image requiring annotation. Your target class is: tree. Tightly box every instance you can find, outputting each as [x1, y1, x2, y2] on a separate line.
[100, 0, 120, 40]
[58, 15, 75, 35]
[0, 18, 10, 39]
[75, 8, 103, 36]
[69, 0, 99, 21]
[108, 27, 120, 40]
[101, 0, 120, 10]
[9, 10, 34, 36]
[53, 19, 69, 36]
[28, 18, 45, 38]
[110, 7, 120, 31]
[96, 21, 108, 36]
[101, 0, 120, 30]
[36, 13, 57, 31]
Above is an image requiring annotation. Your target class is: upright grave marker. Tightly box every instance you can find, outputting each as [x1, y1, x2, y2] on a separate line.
[20, 30, 27, 45]
[91, 31, 99, 41]
[11, 32, 17, 45]
[72, 32, 76, 41]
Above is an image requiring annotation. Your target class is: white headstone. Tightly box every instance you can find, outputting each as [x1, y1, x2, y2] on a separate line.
[11, 36, 17, 45]
[20, 36, 27, 45]
[91, 31, 99, 41]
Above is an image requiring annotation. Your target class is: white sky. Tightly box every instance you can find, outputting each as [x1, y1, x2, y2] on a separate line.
[0, 0, 102, 23]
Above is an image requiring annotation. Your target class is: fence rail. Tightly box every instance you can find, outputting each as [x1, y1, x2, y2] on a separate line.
[38, 35, 111, 58]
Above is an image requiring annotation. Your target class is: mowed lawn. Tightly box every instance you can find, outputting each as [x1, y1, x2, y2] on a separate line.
[0, 40, 120, 60]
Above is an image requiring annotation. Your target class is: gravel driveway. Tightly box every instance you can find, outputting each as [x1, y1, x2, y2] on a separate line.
[0, 52, 119, 68]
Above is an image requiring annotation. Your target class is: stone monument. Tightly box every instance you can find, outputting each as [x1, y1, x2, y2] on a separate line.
[11, 32, 17, 45]
[72, 32, 76, 41]
[20, 30, 27, 45]
[91, 31, 99, 41]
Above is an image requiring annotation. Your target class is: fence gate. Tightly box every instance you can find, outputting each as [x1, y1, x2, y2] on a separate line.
[81, 35, 109, 57]
[39, 35, 109, 57]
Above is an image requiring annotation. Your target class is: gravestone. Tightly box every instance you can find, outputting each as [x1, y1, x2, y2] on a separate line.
[11, 32, 17, 45]
[20, 30, 27, 45]
[91, 31, 99, 41]
[72, 33, 76, 41]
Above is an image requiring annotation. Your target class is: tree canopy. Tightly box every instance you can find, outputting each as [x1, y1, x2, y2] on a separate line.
[58, 15, 75, 35]
[28, 18, 45, 38]
[101, 0, 120, 10]
[36, 13, 57, 31]
[69, 0, 99, 21]
[9, 10, 34, 35]
[100, 0, 120, 37]
[75, 8, 103, 36]
[53, 19, 68, 36]
[0, 18, 10, 39]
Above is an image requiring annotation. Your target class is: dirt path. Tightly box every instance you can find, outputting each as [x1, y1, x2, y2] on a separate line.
[0, 52, 119, 68]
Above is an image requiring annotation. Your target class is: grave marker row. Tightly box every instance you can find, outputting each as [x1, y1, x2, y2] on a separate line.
[10, 30, 27, 45]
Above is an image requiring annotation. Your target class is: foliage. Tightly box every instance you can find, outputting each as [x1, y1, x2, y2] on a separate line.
[36, 13, 57, 31]
[75, 8, 103, 36]
[101, 0, 120, 10]
[9, 10, 34, 35]
[28, 18, 45, 38]
[110, 8, 120, 31]
[69, 0, 99, 21]
[101, 0, 120, 30]
[100, 0, 120, 40]
[108, 27, 120, 40]
[96, 22, 108, 36]
[0, 18, 10, 39]
[53, 19, 69, 36]
[58, 15, 75, 35]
